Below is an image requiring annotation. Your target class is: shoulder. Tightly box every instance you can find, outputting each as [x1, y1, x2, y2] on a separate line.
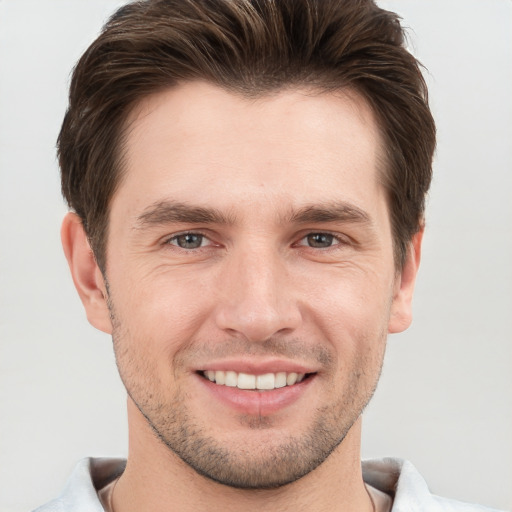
[362, 458, 505, 512]
[32, 458, 126, 512]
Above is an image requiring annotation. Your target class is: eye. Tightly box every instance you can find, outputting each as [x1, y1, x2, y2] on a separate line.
[299, 233, 340, 248]
[167, 233, 209, 249]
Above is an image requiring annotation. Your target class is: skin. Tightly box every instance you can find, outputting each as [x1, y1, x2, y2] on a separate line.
[62, 82, 422, 512]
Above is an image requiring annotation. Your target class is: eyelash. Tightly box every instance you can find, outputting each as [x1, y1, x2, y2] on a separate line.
[295, 232, 345, 249]
[165, 231, 213, 250]
[164, 231, 349, 251]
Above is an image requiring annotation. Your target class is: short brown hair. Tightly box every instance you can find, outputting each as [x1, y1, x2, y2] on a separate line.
[59, 0, 436, 272]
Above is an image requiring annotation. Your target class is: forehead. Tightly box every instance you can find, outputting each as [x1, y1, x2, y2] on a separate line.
[116, 82, 385, 220]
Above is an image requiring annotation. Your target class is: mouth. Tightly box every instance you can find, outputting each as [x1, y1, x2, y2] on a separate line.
[199, 370, 314, 390]
[195, 362, 318, 415]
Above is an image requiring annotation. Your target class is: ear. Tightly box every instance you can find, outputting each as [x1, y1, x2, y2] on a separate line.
[61, 212, 113, 334]
[388, 227, 424, 334]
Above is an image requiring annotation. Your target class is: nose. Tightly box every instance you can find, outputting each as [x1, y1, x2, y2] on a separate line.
[214, 247, 302, 342]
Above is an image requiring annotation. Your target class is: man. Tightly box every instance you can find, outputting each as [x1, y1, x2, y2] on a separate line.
[34, 0, 502, 511]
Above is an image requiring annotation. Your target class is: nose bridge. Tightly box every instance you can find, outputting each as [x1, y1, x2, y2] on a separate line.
[214, 241, 301, 341]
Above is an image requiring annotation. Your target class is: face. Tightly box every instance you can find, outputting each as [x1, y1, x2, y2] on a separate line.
[72, 82, 419, 489]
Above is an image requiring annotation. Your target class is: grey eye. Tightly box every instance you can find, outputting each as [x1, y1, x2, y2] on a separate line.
[173, 233, 204, 249]
[306, 233, 335, 248]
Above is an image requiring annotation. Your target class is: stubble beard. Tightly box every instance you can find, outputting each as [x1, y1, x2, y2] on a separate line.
[107, 292, 386, 489]
[137, 385, 356, 489]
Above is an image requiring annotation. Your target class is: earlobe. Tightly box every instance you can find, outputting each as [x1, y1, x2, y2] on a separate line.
[61, 212, 113, 334]
[388, 227, 423, 334]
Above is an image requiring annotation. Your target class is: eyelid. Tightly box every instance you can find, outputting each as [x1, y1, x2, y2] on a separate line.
[163, 230, 214, 247]
[295, 231, 350, 248]
[161, 229, 351, 249]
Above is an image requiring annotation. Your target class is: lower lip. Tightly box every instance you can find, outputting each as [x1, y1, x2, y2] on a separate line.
[197, 374, 315, 416]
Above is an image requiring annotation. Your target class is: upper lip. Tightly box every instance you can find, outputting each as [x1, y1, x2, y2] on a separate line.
[196, 358, 319, 375]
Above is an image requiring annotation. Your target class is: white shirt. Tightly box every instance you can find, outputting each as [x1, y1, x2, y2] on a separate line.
[33, 457, 505, 511]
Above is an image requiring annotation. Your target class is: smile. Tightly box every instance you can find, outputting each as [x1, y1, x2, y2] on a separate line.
[201, 370, 308, 390]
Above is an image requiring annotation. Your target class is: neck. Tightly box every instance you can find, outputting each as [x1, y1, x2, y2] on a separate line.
[113, 399, 373, 512]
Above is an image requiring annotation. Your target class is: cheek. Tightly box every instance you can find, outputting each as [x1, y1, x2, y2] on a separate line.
[309, 267, 394, 335]
[112, 264, 213, 333]
[108, 274, 220, 393]
[307, 270, 392, 381]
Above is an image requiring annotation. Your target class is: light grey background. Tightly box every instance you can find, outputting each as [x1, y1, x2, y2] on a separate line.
[0, 1, 511, 511]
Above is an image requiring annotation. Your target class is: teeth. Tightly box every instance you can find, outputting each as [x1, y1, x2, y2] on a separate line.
[225, 371, 237, 387]
[286, 372, 298, 385]
[256, 373, 275, 390]
[275, 372, 287, 388]
[203, 370, 309, 390]
[237, 373, 256, 389]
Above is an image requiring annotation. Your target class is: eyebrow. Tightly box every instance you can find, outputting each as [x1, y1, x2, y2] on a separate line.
[134, 200, 236, 229]
[133, 199, 372, 230]
[287, 202, 371, 225]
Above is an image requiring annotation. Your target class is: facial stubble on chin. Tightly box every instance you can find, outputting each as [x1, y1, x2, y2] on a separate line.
[106, 289, 386, 490]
